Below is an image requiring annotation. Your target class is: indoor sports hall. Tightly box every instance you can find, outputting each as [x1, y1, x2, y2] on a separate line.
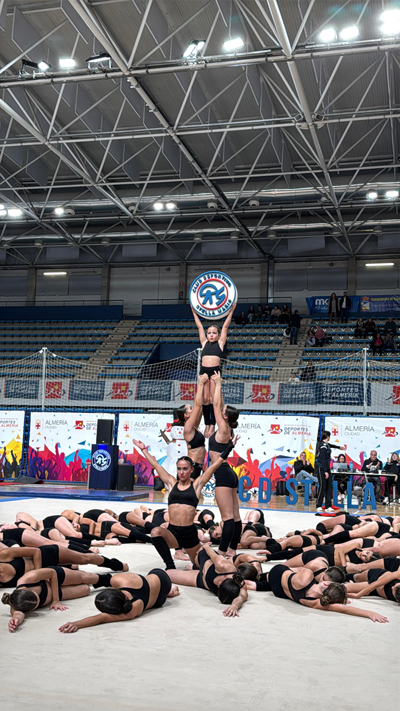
[0, 2, 400, 710]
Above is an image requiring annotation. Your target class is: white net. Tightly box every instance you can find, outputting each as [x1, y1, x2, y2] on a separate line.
[0, 346, 398, 415]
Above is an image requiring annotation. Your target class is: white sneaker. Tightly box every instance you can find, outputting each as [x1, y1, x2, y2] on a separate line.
[383, 497, 389, 504]
[325, 507, 335, 513]
[316, 507, 323, 512]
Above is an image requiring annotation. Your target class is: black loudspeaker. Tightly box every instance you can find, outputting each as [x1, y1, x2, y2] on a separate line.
[96, 419, 114, 445]
[117, 464, 135, 491]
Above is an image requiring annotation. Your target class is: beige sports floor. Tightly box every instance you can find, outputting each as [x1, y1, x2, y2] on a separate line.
[0, 496, 398, 711]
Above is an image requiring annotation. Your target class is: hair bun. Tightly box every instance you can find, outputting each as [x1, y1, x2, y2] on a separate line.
[231, 421, 238, 429]
[122, 599, 133, 614]
[2, 593, 10, 605]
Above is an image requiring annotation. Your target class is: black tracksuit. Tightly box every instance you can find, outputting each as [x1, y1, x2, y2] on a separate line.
[315, 439, 341, 509]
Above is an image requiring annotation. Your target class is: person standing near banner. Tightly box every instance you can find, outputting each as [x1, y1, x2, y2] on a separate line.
[190, 302, 236, 437]
[339, 291, 351, 323]
[315, 430, 346, 513]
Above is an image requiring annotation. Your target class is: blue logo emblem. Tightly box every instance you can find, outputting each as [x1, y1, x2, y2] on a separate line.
[189, 271, 237, 320]
[92, 449, 111, 472]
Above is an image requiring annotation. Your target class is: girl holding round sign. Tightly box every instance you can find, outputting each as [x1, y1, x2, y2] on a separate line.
[189, 271, 237, 438]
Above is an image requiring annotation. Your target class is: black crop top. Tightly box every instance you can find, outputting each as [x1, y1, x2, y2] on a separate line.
[168, 480, 199, 508]
[209, 431, 232, 454]
[202, 341, 223, 359]
[188, 429, 205, 450]
[120, 578, 150, 610]
[288, 573, 318, 603]
[0, 558, 26, 588]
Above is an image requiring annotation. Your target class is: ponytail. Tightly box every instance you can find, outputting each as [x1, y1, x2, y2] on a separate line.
[225, 406, 239, 430]
[95, 588, 133, 615]
[2, 592, 10, 605]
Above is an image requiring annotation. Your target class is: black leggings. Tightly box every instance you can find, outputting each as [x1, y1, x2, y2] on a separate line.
[315, 466, 332, 509]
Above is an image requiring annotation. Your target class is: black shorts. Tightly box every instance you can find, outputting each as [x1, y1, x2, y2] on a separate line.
[83, 509, 104, 522]
[302, 550, 329, 565]
[42, 516, 60, 529]
[40, 528, 56, 539]
[0, 528, 24, 544]
[100, 521, 115, 538]
[167, 522, 199, 550]
[51, 565, 66, 600]
[40, 545, 60, 568]
[384, 557, 400, 572]
[316, 544, 335, 566]
[191, 462, 203, 480]
[214, 462, 238, 488]
[367, 568, 385, 595]
[148, 568, 172, 608]
[196, 549, 209, 590]
[199, 365, 223, 378]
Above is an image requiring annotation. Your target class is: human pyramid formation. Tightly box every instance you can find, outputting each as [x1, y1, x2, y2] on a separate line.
[0, 308, 398, 629]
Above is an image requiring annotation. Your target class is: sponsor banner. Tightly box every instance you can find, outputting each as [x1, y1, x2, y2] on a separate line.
[117, 413, 189, 486]
[0, 410, 25, 478]
[222, 381, 245, 405]
[189, 271, 237, 320]
[307, 294, 400, 314]
[136, 380, 172, 402]
[278, 383, 369, 408]
[278, 383, 317, 405]
[325, 416, 400, 470]
[69, 380, 106, 402]
[28, 412, 115, 481]
[231, 414, 319, 489]
[307, 295, 360, 314]
[4, 379, 40, 400]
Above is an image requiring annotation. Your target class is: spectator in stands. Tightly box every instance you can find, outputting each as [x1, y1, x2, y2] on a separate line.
[306, 328, 316, 347]
[270, 304, 281, 324]
[262, 304, 270, 322]
[370, 332, 383, 356]
[383, 332, 395, 353]
[339, 291, 351, 322]
[236, 311, 248, 326]
[328, 292, 339, 323]
[383, 452, 400, 504]
[301, 360, 316, 381]
[361, 449, 382, 500]
[314, 325, 326, 347]
[363, 317, 376, 338]
[354, 317, 364, 338]
[289, 309, 302, 344]
[384, 317, 397, 338]
[293, 452, 318, 486]
[279, 304, 291, 325]
[254, 304, 264, 322]
[247, 305, 256, 323]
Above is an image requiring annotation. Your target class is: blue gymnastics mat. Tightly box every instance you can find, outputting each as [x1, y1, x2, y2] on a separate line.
[0, 485, 149, 501]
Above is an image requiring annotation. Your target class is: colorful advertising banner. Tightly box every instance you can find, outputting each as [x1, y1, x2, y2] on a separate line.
[28, 412, 115, 481]
[0, 410, 25, 478]
[324, 416, 400, 470]
[307, 294, 400, 314]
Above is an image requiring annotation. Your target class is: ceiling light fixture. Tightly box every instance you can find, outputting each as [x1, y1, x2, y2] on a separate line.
[38, 60, 51, 71]
[59, 58, 76, 69]
[207, 200, 218, 209]
[0, 204, 6, 217]
[54, 207, 65, 216]
[319, 27, 337, 43]
[183, 40, 206, 58]
[381, 21, 400, 35]
[365, 262, 394, 267]
[8, 208, 22, 217]
[21, 59, 50, 76]
[339, 25, 359, 41]
[154, 202, 164, 210]
[166, 202, 177, 210]
[230, 230, 240, 240]
[193, 233, 202, 242]
[86, 52, 112, 70]
[223, 37, 244, 51]
[385, 189, 399, 199]
[367, 191, 378, 200]
[43, 271, 67, 276]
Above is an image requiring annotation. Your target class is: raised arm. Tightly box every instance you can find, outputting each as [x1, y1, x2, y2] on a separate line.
[184, 374, 208, 436]
[132, 439, 176, 488]
[191, 306, 207, 345]
[59, 609, 136, 633]
[219, 301, 237, 346]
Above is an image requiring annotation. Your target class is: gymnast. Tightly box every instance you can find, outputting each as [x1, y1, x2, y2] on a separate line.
[244, 528, 323, 553]
[346, 570, 400, 603]
[322, 518, 396, 544]
[260, 537, 378, 567]
[2, 566, 113, 632]
[239, 554, 345, 591]
[0, 524, 100, 553]
[58, 569, 180, 633]
[191, 302, 235, 436]
[0, 544, 128, 587]
[15, 512, 83, 539]
[176, 373, 208, 479]
[263, 564, 389, 622]
[167, 544, 248, 617]
[346, 556, 400, 581]
[132, 438, 235, 568]
[209, 373, 241, 556]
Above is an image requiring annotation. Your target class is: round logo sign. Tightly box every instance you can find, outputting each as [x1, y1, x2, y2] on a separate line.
[189, 271, 237, 320]
[92, 449, 111, 472]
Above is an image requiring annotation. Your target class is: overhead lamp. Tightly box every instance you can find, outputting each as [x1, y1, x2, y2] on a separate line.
[34, 240, 42, 247]
[339, 25, 359, 41]
[154, 202, 164, 210]
[319, 27, 337, 43]
[101, 237, 110, 246]
[385, 189, 399, 199]
[8, 208, 22, 217]
[21, 59, 50, 75]
[223, 37, 244, 51]
[381, 9, 400, 23]
[365, 262, 394, 267]
[43, 271, 67, 276]
[193, 233, 202, 242]
[230, 230, 240, 240]
[381, 21, 400, 35]
[367, 191, 378, 200]
[59, 58, 76, 69]
[86, 52, 112, 70]
[54, 207, 65, 216]
[0, 204, 6, 217]
[166, 202, 177, 210]
[207, 200, 218, 209]
[183, 40, 205, 58]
